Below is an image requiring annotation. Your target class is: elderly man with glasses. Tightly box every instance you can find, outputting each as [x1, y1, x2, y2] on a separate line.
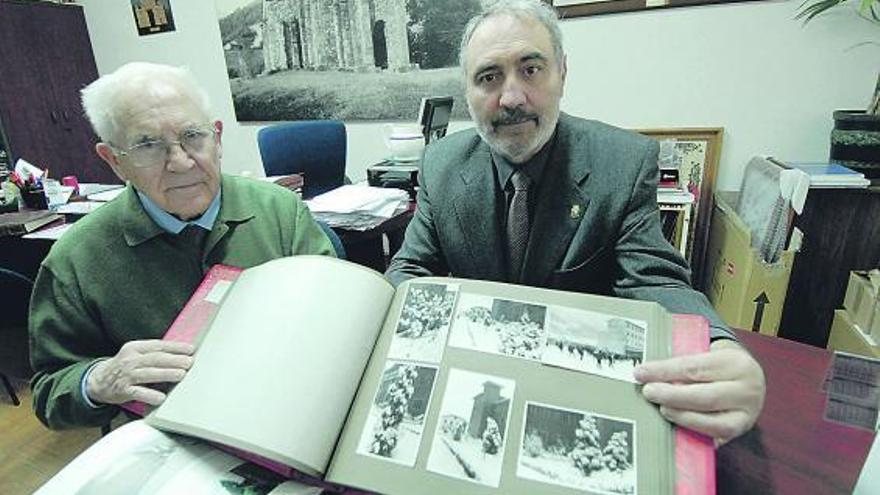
[29, 62, 335, 429]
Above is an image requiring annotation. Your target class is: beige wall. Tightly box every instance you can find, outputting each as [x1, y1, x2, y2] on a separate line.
[78, 0, 879, 188]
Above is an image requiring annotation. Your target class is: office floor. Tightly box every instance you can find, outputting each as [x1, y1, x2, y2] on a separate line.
[0, 378, 100, 494]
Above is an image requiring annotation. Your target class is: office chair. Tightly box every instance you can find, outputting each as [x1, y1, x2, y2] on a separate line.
[0, 267, 35, 406]
[257, 120, 347, 199]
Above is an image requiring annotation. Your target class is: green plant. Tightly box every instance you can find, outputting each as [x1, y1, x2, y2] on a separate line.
[797, 0, 880, 114]
[797, 0, 879, 24]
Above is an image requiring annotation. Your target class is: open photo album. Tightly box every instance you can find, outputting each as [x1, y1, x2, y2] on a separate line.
[47, 256, 714, 495]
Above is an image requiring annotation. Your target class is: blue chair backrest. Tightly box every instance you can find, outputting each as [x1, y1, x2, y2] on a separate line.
[257, 120, 347, 199]
[316, 220, 346, 260]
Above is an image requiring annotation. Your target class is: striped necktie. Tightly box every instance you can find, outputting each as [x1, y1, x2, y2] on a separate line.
[507, 170, 531, 282]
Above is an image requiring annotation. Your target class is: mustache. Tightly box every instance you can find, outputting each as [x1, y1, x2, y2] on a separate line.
[491, 107, 539, 127]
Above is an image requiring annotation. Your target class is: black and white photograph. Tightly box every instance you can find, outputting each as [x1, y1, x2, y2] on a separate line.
[448, 294, 548, 361]
[34, 421, 323, 495]
[426, 368, 515, 488]
[387, 282, 459, 364]
[542, 306, 647, 383]
[517, 402, 637, 495]
[215, 0, 478, 120]
[357, 361, 439, 466]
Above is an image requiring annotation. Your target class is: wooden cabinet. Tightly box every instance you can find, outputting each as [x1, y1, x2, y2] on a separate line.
[0, 0, 117, 183]
[779, 187, 880, 347]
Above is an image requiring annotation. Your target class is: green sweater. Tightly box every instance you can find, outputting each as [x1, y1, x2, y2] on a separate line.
[30, 175, 334, 429]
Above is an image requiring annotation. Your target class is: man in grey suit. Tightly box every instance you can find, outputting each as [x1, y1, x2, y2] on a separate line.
[386, 0, 765, 445]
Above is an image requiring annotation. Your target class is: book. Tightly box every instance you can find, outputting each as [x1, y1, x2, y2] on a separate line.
[75, 256, 715, 495]
[0, 209, 61, 237]
[783, 162, 870, 189]
[658, 168, 680, 189]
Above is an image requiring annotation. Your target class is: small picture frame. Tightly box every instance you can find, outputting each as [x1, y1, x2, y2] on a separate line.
[131, 0, 176, 37]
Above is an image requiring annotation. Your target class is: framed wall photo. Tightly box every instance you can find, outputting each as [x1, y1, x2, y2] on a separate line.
[217, 0, 476, 121]
[637, 128, 723, 290]
[546, 0, 763, 19]
[131, 0, 175, 37]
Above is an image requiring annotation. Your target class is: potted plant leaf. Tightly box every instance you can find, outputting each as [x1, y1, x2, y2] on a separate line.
[797, 0, 880, 178]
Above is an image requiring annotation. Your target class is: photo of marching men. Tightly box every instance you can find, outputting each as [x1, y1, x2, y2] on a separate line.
[542, 306, 647, 383]
[388, 282, 459, 364]
[426, 369, 515, 488]
[357, 361, 439, 466]
[448, 294, 547, 361]
[517, 402, 637, 495]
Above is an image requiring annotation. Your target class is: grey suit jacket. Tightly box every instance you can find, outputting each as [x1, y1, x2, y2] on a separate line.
[386, 113, 732, 339]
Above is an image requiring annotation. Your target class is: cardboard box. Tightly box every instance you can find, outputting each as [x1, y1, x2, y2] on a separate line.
[872, 303, 880, 342]
[828, 309, 880, 359]
[842, 271, 880, 336]
[704, 193, 796, 335]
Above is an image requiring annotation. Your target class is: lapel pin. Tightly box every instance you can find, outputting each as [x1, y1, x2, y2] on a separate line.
[570, 205, 582, 219]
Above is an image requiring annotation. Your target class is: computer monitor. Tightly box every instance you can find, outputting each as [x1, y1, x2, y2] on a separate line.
[418, 96, 454, 145]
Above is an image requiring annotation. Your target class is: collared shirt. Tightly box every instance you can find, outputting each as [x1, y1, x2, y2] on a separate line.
[491, 132, 557, 231]
[136, 188, 221, 234]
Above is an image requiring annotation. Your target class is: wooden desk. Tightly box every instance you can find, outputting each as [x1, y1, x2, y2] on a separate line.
[332, 203, 414, 273]
[1, 206, 415, 278]
[719, 329, 875, 494]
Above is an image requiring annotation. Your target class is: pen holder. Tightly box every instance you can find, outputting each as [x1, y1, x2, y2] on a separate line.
[20, 188, 48, 210]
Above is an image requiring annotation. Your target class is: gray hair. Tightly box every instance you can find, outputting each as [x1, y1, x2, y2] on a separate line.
[81, 62, 212, 143]
[458, 0, 564, 73]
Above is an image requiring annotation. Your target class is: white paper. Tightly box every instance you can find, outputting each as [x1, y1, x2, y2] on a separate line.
[87, 187, 126, 202]
[854, 434, 880, 494]
[22, 223, 73, 240]
[54, 201, 104, 215]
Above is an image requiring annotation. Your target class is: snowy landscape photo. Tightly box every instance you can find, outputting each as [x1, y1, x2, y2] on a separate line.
[426, 368, 515, 488]
[448, 294, 547, 361]
[387, 282, 459, 364]
[517, 402, 637, 495]
[357, 361, 439, 466]
[542, 306, 647, 383]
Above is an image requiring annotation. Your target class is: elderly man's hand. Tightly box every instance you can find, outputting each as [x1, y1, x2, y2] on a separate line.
[633, 339, 766, 447]
[86, 340, 195, 406]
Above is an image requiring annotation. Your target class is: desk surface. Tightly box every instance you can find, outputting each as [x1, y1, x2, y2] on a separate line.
[719, 330, 875, 494]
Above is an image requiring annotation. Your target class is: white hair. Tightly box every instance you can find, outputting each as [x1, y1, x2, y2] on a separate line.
[458, 0, 564, 73]
[81, 62, 213, 143]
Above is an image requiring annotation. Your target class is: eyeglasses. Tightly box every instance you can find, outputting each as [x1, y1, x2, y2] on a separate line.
[111, 127, 218, 168]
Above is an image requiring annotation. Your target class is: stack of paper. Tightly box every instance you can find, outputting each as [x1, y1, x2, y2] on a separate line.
[784, 162, 870, 189]
[657, 187, 695, 205]
[305, 185, 410, 231]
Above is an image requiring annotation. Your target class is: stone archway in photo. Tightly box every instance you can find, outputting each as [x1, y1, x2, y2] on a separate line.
[263, 0, 411, 73]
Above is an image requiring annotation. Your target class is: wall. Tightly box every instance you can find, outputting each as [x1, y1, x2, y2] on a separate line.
[77, 0, 879, 189]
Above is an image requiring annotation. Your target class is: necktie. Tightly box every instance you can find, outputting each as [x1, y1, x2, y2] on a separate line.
[175, 225, 208, 254]
[507, 170, 531, 282]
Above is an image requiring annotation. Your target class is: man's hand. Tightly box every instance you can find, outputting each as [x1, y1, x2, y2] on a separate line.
[86, 340, 195, 406]
[633, 339, 766, 446]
